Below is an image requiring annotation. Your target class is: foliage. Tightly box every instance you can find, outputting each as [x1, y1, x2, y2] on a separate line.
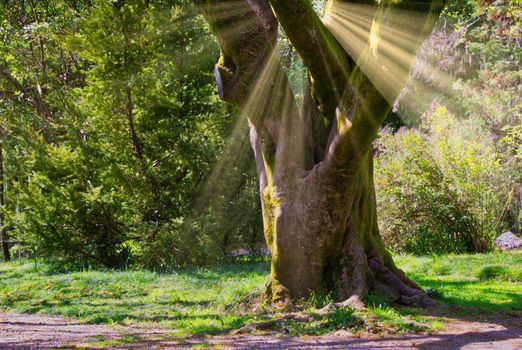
[324, 307, 356, 330]
[398, 0, 521, 127]
[0, 0, 262, 267]
[379, 0, 521, 254]
[301, 289, 334, 310]
[376, 105, 516, 254]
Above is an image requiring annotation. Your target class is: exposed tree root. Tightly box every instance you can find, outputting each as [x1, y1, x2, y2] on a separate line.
[231, 312, 314, 335]
[368, 257, 437, 308]
[232, 294, 435, 335]
[317, 295, 368, 316]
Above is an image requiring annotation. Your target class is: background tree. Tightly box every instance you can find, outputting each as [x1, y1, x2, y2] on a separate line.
[0, 0, 262, 267]
[0, 0, 89, 262]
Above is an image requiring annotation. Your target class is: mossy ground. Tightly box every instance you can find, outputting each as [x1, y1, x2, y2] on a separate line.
[0, 252, 520, 337]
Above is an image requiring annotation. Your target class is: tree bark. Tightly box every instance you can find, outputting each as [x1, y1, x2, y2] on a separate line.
[0, 141, 10, 261]
[195, 0, 445, 308]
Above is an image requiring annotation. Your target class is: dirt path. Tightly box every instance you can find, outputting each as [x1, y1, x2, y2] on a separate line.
[0, 312, 521, 349]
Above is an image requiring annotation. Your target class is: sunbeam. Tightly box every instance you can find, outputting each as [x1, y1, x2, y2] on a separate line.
[324, 2, 453, 109]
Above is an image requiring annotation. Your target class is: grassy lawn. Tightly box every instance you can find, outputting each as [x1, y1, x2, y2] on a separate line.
[0, 257, 267, 336]
[0, 252, 520, 337]
[395, 252, 522, 312]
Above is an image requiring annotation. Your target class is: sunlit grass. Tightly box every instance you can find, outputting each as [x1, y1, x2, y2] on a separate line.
[0, 252, 520, 337]
[395, 251, 522, 311]
[0, 258, 269, 336]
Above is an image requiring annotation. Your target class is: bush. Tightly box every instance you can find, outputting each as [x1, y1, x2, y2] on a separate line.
[477, 265, 522, 282]
[8, 142, 138, 268]
[375, 105, 516, 254]
[379, 0, 521, 255]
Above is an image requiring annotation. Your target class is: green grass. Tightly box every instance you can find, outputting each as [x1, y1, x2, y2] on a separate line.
[0, 252, 520, 338]
[394, 251, 522, 312]
[0, 257, 269, 336]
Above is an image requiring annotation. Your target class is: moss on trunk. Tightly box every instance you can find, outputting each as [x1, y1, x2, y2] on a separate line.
[258, 146, 434, 307]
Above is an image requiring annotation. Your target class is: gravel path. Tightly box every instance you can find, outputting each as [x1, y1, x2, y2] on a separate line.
[0, 311, 521, 349]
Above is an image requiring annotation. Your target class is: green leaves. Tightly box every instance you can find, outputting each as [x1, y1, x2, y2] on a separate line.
[1, 0, 260, 268]
[376, 104, 516, 254]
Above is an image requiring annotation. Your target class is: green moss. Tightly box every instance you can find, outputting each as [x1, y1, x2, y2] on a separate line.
[261, 186, 277, 249]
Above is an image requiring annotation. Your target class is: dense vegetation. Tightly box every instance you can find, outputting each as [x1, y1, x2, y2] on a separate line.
[0, 0, 520, 269]
[376, 0, 521, 254]
[0, 0, 262, 268]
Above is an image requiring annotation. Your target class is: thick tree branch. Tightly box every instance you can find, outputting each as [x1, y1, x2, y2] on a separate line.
[323, 0, 447, 174]
[195, 0, 312, 182]
[194, 0, 277, 106]
[270, 0, 445, 181]
[269, 0, 354, 117]
[266, 0, 386, 184]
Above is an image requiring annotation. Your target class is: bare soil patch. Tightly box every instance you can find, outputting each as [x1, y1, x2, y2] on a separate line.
[0, 311, 521, 349]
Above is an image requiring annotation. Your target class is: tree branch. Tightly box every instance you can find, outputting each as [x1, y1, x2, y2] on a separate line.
[195, 0, 312, 181]
[269, 0, 445, 180]
[268, 0, 354, 117]
[194, 0, 277, 107]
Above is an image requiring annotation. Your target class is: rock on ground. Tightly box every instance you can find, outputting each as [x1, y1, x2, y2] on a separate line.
[495, 231, 522, 251]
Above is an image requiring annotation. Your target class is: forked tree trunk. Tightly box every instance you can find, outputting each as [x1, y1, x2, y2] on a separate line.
[261, 149, 432, 307]
[196, 0, 445, 308]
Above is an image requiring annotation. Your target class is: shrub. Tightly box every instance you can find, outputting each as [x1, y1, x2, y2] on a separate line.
[8, 142, 138, 268]
[379, 0, 521, 254]
[325, 307, 355, 330]
[375, 105, 516, 254]
[476, 264, 522, 282]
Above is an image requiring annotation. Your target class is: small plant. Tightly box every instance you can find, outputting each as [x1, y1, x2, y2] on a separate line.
[425, 287, 443, 299]
[372, 305, 400, 321]
[430, 263, 453, 276]
[477, 265, 522, 282]
[325, 307, 356, 330]
[364, 292, 391, 308]
[301, 289, 334, 310]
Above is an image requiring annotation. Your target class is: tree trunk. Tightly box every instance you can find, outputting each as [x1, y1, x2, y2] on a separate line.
[255, 126, 432, 307]
[0, 142, 10, 262]
[196, 0, 445, 308]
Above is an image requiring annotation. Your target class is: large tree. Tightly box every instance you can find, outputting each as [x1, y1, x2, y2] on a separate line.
[195, 0, 446, 307]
